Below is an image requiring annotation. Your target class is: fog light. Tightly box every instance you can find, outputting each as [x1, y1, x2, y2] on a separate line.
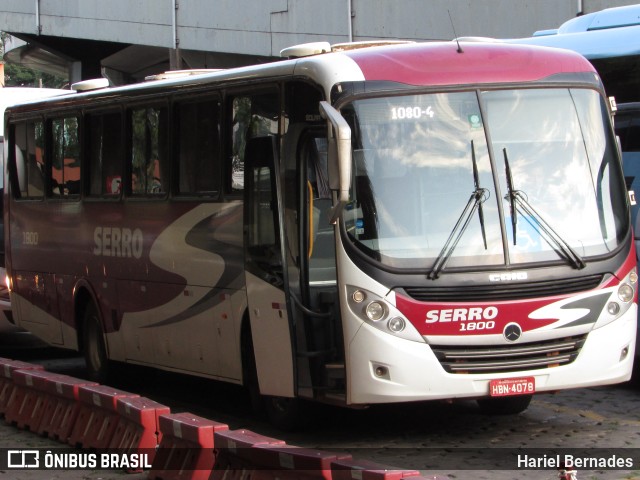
[366, 301, 385, 321]
[618, 283, 634, 303]
[352, 290, 365, 303]
[607, 302, 620, 315]
[388, 317, 406, 332]
[620, 346, 629, 361]
[374, 365, 388, 377]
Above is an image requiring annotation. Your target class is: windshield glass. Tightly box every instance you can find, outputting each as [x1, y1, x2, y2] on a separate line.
[342, 88, 627, 271]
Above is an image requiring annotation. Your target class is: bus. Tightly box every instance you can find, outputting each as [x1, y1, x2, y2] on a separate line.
[504, 3, 640, 104]
[0, 87, 71, 331]
[3, 40, 636, 428]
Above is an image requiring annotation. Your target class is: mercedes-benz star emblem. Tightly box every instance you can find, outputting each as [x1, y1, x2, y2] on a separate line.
[503, 323, 522, 342]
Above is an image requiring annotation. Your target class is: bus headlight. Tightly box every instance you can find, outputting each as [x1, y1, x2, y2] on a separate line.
[346, 285, 424, 343]
[607, 302, 620, 316]
[366, 301, 386, 321]
[388, 317, 406, 332]
[618, 283, 634, 303]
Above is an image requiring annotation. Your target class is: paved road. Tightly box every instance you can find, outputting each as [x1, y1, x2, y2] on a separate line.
[1, 329, 639, 480]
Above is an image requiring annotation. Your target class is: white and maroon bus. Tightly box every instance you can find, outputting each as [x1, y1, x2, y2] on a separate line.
[3, 41, 636, 428]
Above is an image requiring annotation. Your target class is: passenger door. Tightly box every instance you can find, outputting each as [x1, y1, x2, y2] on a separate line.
[243, 134, 295, 397]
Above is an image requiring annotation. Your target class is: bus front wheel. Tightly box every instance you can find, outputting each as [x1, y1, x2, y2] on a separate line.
[82, 303, 110, 384]
[265, 395, 307, 432]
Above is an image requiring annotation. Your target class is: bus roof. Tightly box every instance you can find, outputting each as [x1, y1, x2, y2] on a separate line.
[337, 41, 595, 87]
[0, 87, 72, 131]
[5, 42, 598, 114]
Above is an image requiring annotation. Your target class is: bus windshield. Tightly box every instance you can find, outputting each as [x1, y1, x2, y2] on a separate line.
[343, 88, 627, 271]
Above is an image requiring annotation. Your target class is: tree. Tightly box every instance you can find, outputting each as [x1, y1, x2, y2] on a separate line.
[1, 31, 67, 88]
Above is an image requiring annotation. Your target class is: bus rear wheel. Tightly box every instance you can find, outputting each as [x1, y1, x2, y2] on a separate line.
[82, 303, 110, 384]
[477, 394, 533, 415]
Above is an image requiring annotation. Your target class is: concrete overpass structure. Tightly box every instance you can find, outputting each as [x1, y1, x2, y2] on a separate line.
[0, 0, 637, 84]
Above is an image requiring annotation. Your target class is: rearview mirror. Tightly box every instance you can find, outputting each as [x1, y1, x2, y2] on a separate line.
[319, 101, 352, 224]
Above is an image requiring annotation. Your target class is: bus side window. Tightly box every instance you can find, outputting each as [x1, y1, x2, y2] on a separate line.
[175, 98, 221, 196]
[13, 121, 45, 199]
[87, 112, 122, 197]
[51, 116, 80, 198]
[228, 92, 279, 194]
[129, 106, 169, 197]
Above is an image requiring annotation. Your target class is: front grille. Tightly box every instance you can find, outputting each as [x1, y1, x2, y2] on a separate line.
[403, 274, 604, 302]
[431, 334, 587, 374]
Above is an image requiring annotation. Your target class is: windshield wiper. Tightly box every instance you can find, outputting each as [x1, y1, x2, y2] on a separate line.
[429, 142, 489, 280]
[502, 148, 586, 269]
[472, 141, 488, 250]
[503, 148, 518, 244]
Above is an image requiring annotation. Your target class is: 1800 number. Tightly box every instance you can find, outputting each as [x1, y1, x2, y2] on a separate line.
[460, 321, 495, 332]
[22, 231, 39, 246]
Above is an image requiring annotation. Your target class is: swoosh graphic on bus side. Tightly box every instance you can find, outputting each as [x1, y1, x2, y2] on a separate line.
[121, 202, 243, 327]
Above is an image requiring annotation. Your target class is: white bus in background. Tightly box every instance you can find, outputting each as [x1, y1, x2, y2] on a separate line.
[0, 87, 72, 332]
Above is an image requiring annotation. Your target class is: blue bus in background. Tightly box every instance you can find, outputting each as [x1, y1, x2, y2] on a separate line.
[505, 4, 640, 104]
[615, 102, 640, 264]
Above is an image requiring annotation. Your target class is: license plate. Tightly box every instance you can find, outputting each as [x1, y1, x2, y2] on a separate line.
[489, 377, 535, 397]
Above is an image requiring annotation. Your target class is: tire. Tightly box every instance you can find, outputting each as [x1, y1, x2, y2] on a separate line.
[264, 395, 307, 432]
[477, 394, 533, 415]
[82, 302, 110, 384]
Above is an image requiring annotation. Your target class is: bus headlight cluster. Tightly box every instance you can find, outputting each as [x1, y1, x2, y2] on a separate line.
[597, 267, 637, 330]
[347, 286, 422, 342]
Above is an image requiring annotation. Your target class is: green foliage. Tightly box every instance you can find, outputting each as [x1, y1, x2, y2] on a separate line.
[1, 31, 67, 88]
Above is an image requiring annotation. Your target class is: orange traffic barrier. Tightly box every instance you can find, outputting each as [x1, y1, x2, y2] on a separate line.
[108, 395, 171, 470]
[148, 412, 229, 480]
[249, 444, 353, 480]
[331, 458, 445, 480]
[68, 384, 139, 449]
[0, 358, 44, 416]
[4, 369, 66, 431]
[37, 374, 98, 441]
[210, 428, 287, 480]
